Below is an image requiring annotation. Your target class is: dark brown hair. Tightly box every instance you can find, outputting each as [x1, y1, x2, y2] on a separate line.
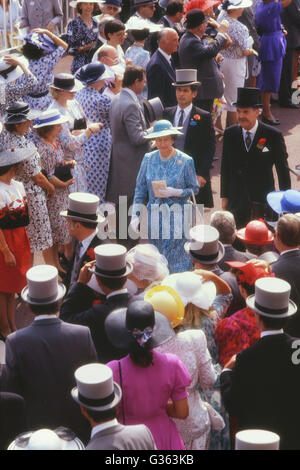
[76, 2, 98, 15]
[277, 214, 300, 247]
[35, 125, 56, 139]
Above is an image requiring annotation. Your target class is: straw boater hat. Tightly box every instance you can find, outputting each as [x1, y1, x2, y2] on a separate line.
[33, 109, 69, 129]
[246, 277, 297, 319]
[71, 363, 122, 411]
[50, 73, 83, 93]
[185, 224, 225, 265]
[60, 192, 106, 224]
[104, 300, 175, 350]
[145, 119, 182, 139]
[172, 69, 200, 87]
[4, 101, 40, 124]
[21, 265, 66, 305]
[0, 55, 28, 84]
[236, 220, 274, 245]
[235, 430, 280, 451]
[90, 244, 133, 278]
[8, 429, 84, 450]
[0, 145, 36, 167]
[267, 189, 300, 215]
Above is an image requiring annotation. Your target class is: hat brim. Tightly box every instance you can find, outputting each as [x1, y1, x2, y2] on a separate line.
[71, 382, 122, 411]
[50, 78, 83, 93]
[89, 261, 133, 279]
[172, 81, 201, 87]
[33, 115, 70, 128]
[266, 191, 300, 215]
[4, 109, 41, 124]
[162, 273, 217, 310]
[246, 294, 297, 318]
[60, 210, 106, 225]
[104, 307, 175, 350]
[233, 101, 262, 108]
[0, 65, 24, 84]
[144, 285, 185, 328]
[70, 0, 101, 7]
[236, 227, 274, 245]
[21, 283, 66, 305]
[145, 127, 183, 139]
[184, 240, 225, 265]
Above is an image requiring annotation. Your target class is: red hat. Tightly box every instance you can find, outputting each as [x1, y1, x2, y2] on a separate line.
[184, 0, 221, 14]
[226, 261, 274, 286]
[236, 219, 274, 245]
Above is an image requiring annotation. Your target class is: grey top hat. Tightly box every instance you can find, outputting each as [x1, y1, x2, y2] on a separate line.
[185, 225, 225, 265]
[71, 363, 122, 411]
[60, 192, 106, 224]
[246, 277, 297, 319]
[91, 244, 133, 278]
[0, 144, 36, 167]
[172, 69, 201, 87]
[21, 265, 66, 305]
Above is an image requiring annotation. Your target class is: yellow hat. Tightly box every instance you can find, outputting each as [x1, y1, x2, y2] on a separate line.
[144, 286, 185, 328]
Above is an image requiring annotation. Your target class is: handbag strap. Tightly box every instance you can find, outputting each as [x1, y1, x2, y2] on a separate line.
[118, 360, 125, 425]
[190, 189, 196, 205]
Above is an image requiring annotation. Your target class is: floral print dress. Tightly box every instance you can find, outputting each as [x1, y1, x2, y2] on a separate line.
[67, 16, 98, 75]
[0, 73, 37, 116]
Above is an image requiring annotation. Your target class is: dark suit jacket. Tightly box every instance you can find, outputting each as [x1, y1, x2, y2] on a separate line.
[1, 318, 97, 442]
[218, 244, 249, 272]
[66, 234, 102, 289]
[146, 50, 176, 108]
[178, 31, 226, 101]
[221, 122, 291, 227]
[86, 423, 156, 450]
[281, 0, 300, 49]
[163, 104, 215, 207]
[272, 250, 300, 337]
[221, 333, 300, 449]
[60, 284, 131, 363]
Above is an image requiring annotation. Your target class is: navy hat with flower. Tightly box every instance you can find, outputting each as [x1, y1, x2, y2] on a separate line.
[75, 63, 115, 85]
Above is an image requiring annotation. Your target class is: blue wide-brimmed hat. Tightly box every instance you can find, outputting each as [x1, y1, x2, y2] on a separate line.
[25, 32, 56, 53]
[75, 63, 115, 85]
[267, 189, 300, 215]
[99, 0, 121, 6]
[145, 119, 183, 139]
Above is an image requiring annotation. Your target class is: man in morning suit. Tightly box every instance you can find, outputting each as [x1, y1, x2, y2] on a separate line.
[1, 265, 97, 443]
[146, 28, 179, 107]
[221, 88, 291, 228]
[72, 363, 156, 450]
[178, 9, 229, 112]
[220, 277, 300, 450]
[272, 214, 300, 337]
[61, 193, 106, 290]
[60, 244, 132, 363]
[163, 68, 215, 208]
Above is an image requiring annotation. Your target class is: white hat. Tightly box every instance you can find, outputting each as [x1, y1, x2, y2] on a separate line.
[21, 265, 66, 305]
[125, 16, 162, 32]
[33, 109, 69, 128]
[0, 55, 29, 84]
[162, 271, 217, 310]
[246, 277, 297, 319]
[71, 363, 122, 411]
[126, 244, 169, 281]
[185, 225, 225, 265]
[235, 429, 280, 450]
[0, 143, 36, 167]
[219, 0, 253, 11]
[60, 192, 106, 224]
[70, 0, 100, 7]
[8, 428, 85, 450]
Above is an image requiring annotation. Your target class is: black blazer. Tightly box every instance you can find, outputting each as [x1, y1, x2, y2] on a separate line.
[221, 122, 291, 227]
[178, 31, 226, 101]
[60, 284, 131, 363]
[281, 0, 300, 49]
[221, 333, 300, 449]
[163, 105, 215, 207]
[146, 50, 177, 108]
[272, 250, 300, 337]
[65, 234, 102, 289]
[218, 245, 249, 272]
[1, 318, 97, 442]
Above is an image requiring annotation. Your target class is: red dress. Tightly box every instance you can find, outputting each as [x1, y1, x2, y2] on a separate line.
[0, 179, 31, 293]
[216, 307, 260, 367]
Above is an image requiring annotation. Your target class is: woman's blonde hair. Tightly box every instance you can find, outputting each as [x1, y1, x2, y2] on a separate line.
[50, 87, 63, 101]
[182, 302, 214, 329]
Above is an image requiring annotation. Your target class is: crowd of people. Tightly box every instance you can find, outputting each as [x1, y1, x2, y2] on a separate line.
[0, 0, 300, 452]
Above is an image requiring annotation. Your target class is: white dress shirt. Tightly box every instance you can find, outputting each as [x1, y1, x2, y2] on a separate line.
[106, 288, 128, 300]
[91, 418, 119, 439]
[174, 104, 193, 127]
[242, 120, 258, 150]
[280, 248, 300, 256]
[158, 47, 172, 65]
[34, 314, 57, 321]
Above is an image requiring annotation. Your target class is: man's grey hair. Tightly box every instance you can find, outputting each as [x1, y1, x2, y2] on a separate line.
[158, 27, 176, 44]
[210, 211, 237, 245]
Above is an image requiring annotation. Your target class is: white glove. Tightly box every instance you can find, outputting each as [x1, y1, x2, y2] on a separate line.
[158, 187, 183, 198]
[129, 215, 140, 233]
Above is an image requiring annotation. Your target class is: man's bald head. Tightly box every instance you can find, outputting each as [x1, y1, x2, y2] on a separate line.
[158, 28, 179, 55]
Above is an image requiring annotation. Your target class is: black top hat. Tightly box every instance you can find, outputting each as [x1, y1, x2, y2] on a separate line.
[5, 101, 39, 124]
[185, 9, 209, 29]
[104, 301, 175, 350]
[233, 87, 262, 108]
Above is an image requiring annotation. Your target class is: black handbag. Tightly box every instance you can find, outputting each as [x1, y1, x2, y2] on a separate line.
[54, 164, 73, 182]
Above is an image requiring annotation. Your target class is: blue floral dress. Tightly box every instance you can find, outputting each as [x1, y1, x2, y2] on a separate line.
[67, 16, 98, 75]
[75, 86, 112, 202]
[133, 149, 199, 273]
[17, 46, 65, 111]
[125, 45, 150, 98]
[0, 74, 37, 116]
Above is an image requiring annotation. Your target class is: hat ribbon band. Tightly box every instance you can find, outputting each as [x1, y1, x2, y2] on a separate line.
[35, 114, 62, 126]
[78, 391, 115, 407]
[0, 65, 17, 79]
[190, 249, 219, 261]
[175, 80, 198, 85]
[53, 77, 75, 89]
[67, 209, 98, 221]
[6, 112, 30, 122]
[254, 301, 288, 315]
[95, 265, 127, 276]
[27, 293, 59, 304]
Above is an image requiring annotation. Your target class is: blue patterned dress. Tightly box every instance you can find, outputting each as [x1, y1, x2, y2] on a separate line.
[75, 86, 112, 202]
[17, 46, 65, 111]
[125, 45, 150, 98]
[133, 149, 199, 273]
[67, 17, 98, 75]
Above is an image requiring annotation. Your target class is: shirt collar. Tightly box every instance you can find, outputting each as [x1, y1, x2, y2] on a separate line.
[164, 15, 174, 28]
[158, 47, 171, 63]
[242, 120, 258, 137]
[80, 230, 97, 255]
[34, 314, 58, 321]
[106, 288, 128, 300]
[91, 419, 118, 439]
[280, 248, 300, 256]
[261, 329, 284, 338]
[175, 103, 193, 124]
[123, 87, 138, 102]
